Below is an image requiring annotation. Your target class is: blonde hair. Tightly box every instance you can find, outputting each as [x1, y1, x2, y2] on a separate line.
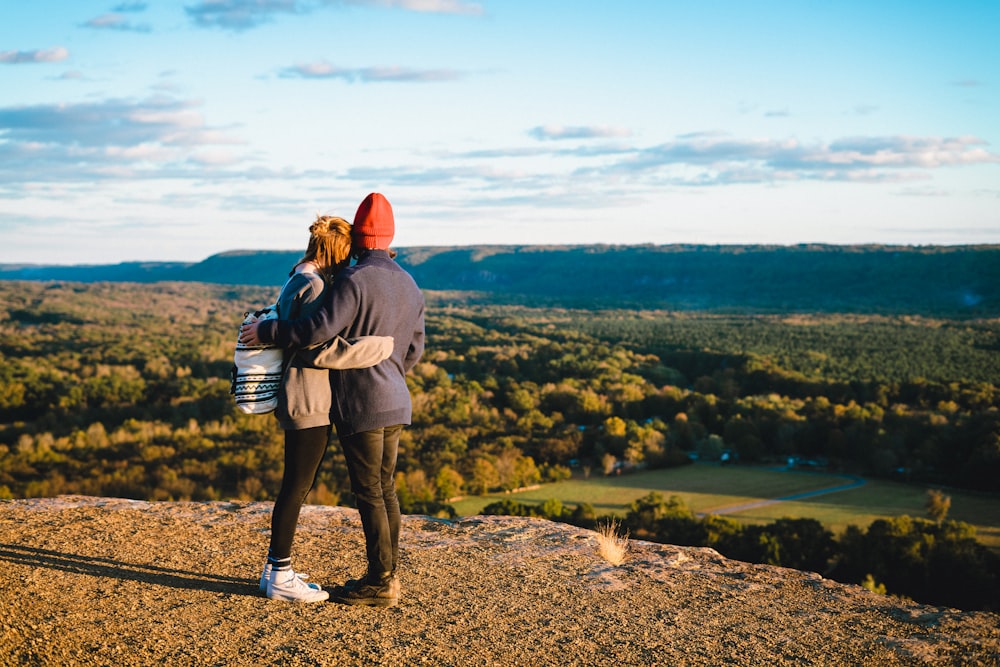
[298, 215, 352, 280]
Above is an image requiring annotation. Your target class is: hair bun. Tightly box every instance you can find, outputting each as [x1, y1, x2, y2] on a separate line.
[310, 216, 332, 235]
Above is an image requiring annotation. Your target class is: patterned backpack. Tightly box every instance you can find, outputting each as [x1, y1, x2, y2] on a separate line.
[231, 305, 284, 414]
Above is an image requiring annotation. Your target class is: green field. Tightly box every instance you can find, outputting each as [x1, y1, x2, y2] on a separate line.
[448, 465, 1000, 550]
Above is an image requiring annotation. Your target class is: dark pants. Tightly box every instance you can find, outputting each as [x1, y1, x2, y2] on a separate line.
[269, 424, 330, 559]
[339, 425, 403, 578]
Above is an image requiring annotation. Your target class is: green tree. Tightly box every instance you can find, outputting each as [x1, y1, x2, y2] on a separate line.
[469, 456, 499, 495]
[435, 465, 465, 501]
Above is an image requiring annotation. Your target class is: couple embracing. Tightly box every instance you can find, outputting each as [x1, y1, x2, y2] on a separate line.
[239, 192, 425, 607]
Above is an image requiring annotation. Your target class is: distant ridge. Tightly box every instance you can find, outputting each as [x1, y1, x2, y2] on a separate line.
[0, 260, 194, 283]
[2, 244, 999, 315]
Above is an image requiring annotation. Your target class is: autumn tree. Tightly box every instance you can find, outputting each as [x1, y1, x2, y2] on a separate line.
[925, 489, 951, 522]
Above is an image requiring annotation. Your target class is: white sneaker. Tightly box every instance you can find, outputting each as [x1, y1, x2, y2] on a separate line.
[267, 568, 329, 603]
[259, 563, 316, 593]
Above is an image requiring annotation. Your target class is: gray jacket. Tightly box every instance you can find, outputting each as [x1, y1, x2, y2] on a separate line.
[274, 266, 331, 430]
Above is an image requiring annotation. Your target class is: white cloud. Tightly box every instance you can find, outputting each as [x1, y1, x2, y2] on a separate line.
[83, 13, 152, 32]
[104, 144, 177, 161]
[896, 186, 951, 197]
[599, 133, 1000, 185]
[186, 0, 482, 31]
[826, 136, 998, 168]
[357, 132, 1000, 191]
[0, 96, 238, 147]
[355, 0, 484, 15]
[0, 47, 69, 64]
[345, 163, 540, 187]
[4, 92, 992, 197]
[950, 79, 985, 88]
[529, 125, 632, 141]
[185, 0, 303, 30]
[279, 61, 464, 82]
[0, 96, 246, 183]
[190, 149, 241, 165]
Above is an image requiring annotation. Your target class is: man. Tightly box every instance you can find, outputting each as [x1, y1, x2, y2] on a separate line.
[240, 192, 425, 607]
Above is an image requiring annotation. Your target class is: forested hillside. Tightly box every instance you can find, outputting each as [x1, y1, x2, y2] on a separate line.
[2, 280, 996, 501]
[3, 244, 998, 316]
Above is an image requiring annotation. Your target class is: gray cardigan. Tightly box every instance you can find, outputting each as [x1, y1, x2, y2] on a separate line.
[274, 266, 331, 430]
[258, 250, 425, 436]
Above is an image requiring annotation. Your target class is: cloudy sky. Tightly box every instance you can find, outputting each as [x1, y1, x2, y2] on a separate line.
[2, 1, 998, 265]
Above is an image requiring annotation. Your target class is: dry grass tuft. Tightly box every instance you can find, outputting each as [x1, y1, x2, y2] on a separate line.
[595, 518, 630, 565]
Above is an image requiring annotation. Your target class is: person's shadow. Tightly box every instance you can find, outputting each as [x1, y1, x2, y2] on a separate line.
[0, 543, 255, 596]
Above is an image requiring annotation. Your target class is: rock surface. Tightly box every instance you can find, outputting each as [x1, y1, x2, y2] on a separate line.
[1, 496, 997, 666]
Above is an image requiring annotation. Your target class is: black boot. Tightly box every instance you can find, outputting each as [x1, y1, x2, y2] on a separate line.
[339, 567, 397, 592]
[331, 571, 399, 607]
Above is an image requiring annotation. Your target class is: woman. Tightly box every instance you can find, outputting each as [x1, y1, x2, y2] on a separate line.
[260, 215, 358, 602]
[242, 193, 425, 607]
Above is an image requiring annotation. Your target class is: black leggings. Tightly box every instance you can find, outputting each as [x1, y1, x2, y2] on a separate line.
[268, 425, 330, 560]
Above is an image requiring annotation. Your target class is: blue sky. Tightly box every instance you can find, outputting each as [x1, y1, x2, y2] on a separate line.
[1, 1, 998, 265]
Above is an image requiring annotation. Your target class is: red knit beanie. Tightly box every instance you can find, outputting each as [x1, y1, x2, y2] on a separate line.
[352, 192, 395, 250]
